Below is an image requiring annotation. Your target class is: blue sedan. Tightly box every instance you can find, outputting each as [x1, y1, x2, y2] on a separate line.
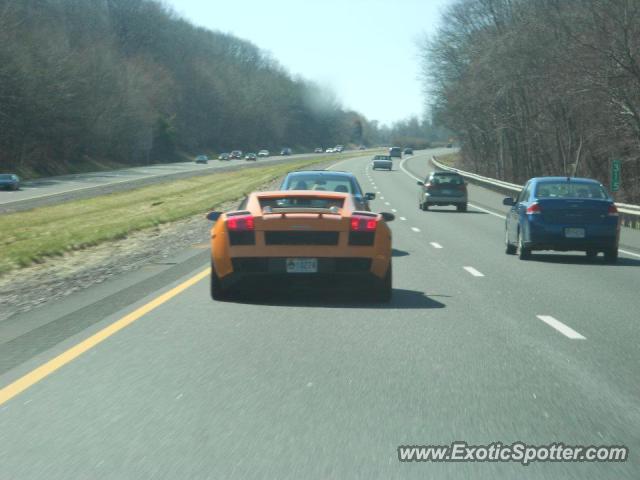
[503, 177, 620, 262]
[0, 174, 20, 191]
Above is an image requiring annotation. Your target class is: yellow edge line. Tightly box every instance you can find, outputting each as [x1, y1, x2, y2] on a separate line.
[0, 267, 211, 406]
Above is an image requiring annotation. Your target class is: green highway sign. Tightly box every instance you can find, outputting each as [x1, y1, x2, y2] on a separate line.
[611, 159, 621, 192]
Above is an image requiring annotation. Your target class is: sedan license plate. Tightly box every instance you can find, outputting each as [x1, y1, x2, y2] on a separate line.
[564, 227, 585, 238]
[286, 258, 318, 273]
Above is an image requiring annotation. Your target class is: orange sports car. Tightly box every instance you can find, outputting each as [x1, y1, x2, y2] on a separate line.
[207, 190, 394, 301]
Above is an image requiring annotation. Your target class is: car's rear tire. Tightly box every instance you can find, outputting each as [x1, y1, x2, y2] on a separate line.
[586, 249, 598, 259]
[518, 230, 531, 260]
[372, 264, 392, 303]
[210, 262, 230, 300]
[505, 229, 517, 255]
[457, 203, 467, 212]
[604, 247, 618, 264]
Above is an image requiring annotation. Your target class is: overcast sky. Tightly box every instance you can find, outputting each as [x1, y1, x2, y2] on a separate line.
[164, 0, 453, 126]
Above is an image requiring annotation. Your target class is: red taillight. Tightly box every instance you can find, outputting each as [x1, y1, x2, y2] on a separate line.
[227, 215, 255, 231]
[351, 216, 378, 232]
[608, 204, 619, 216]
[526, 203, 541, 215]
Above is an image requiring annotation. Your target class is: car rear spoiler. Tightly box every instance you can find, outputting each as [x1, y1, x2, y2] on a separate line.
[262, 206, 342, 217]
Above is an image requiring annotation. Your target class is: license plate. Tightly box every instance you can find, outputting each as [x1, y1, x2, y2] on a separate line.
[286, 258, 318, 273]
[564, 228, 585, 238]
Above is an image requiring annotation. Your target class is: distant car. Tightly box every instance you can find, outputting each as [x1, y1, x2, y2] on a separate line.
[326, 148, 335, 153]
[280, 170, 376, 211]
[446, 143, 453, 148]
[335, 145, 344, 152]
[503, 177, 620, 262]
[314, 147, 323, 153]
[372, 155, 393, 171]
[417, 171, 468, 211]
[403, 148, 413, 155]
[230, 150, 243, 159]
[258, 150, 270, 157]
[218, 153, 230, 161]
[195, 155, 209, 164]
[359, 145, 366, 150]
[245, 153, 257, 161]
[389, 147, 402, 158]
[280, 148, 292, 156]
[206, 190, 394, 302]
[0, 174, 20, 191]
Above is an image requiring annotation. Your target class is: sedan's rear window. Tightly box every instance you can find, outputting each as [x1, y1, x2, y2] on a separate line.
[535, 182, 608, 199]
[432, 174, 464, 185]
[283, 174, 355, 194]
[259, 196, 345, 210]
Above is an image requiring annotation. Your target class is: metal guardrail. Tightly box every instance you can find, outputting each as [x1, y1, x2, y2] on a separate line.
[431, 156, 640, 229]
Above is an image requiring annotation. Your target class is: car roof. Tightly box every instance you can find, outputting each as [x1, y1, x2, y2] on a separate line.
[432, 171, 463, 176]
[285, 170, 356, 177]
[531, 176, 601, 185]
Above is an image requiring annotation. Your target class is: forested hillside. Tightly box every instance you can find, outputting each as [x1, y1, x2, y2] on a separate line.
[0, 0, 369, 177]
[422, 0, 640, 203]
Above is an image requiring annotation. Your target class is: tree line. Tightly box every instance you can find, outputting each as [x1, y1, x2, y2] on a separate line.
[421, 0, 640, 202]
[0, 0, 377, 177]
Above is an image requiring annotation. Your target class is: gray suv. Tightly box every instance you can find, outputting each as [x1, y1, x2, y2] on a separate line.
[417, 171, 468, 211]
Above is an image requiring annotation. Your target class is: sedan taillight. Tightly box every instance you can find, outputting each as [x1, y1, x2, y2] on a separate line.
[526, 203, 541, 215]
[608, 204, 619, 216]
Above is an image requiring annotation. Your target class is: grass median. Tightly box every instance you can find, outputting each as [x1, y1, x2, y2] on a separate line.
[0, 155, 347, 275]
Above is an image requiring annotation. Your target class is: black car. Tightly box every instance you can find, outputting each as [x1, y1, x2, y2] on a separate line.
[389, 147, 402, 158]
[0, 174, 20, 190]
[280, 170, 375, 211]
[403, 148, 413, 155]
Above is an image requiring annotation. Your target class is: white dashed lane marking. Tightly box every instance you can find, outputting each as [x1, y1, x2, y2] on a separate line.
[537, 315, 586, 340]
[400, 217, 407, 221]
[463, 266, 485, 277]
[430, 242, 443, 249]
[411, 227, 421, 233]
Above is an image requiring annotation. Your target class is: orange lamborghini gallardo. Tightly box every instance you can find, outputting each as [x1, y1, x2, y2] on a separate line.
[206, 190, 394, 302]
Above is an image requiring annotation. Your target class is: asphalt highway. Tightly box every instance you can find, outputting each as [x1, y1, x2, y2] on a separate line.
[1, 149, 639, 479]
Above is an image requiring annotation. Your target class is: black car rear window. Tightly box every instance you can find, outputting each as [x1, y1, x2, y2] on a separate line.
[259, 196, 345, 209]
[283, 174, 357, 194]
[535, 182, 608, 199]
[432, 174, 464, 185]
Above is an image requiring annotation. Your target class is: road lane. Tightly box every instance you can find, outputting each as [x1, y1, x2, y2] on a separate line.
[1, 148, 638, 478]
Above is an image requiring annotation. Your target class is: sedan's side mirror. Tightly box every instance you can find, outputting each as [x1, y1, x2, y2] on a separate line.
[380, 212, 395, 222]
[416, 181, 424, 186]
[365, 192, 376, 200]
[206, 211, 222, 222]
[502, 197, 515, 206]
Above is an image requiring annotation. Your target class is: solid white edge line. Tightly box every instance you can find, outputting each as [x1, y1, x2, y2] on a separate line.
[537, 315, 586, 340]
[463, 266, 485, 277]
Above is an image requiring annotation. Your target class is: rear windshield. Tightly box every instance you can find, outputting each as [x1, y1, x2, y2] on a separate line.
[374, 155, 391, 160]
[259, 196, 345, 210]
[535, 182, 608, 199]
[0, 174, 14, 180]
[283, 174, 356, 194]
[431, 174, 464, 185]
